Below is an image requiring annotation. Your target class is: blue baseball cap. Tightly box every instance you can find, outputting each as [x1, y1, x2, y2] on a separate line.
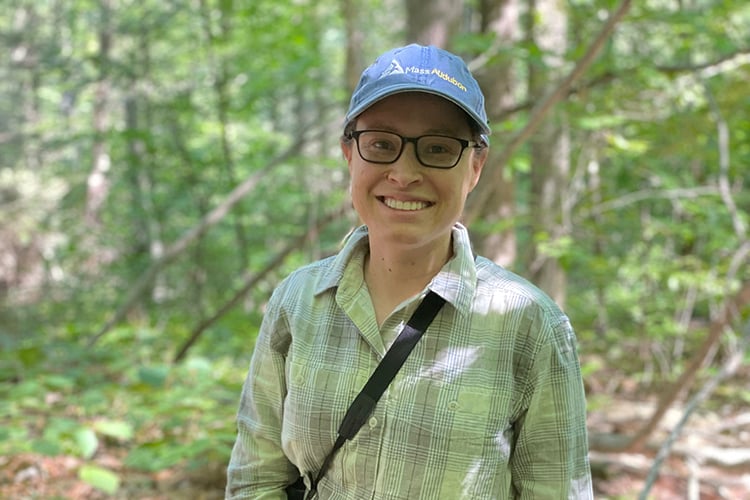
[344, 44, 491, 139]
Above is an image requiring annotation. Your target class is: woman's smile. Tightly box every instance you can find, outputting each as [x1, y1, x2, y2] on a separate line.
[379, 196, 434, 211]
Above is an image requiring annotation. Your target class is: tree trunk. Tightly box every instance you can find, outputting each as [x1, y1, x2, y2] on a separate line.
[86, 0, 113, 228]
[199, 0, 249, 270]
[527, 0, 569, 305]
[404, 0, 463, 47]
[341, 0, 365, 94]
[124, 25, 167, 306]
[472, 0, 521, 267]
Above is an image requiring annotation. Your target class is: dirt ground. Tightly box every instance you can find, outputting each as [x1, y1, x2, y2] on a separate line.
[588, 399, 750, 499]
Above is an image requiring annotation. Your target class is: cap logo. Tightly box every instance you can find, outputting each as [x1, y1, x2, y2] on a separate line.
[429, 68, 467, 92]
[378, 59, 467, 93]
[380, 59, 405, 77]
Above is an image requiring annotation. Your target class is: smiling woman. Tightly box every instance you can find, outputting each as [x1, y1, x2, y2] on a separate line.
[225, 44, 593, 500]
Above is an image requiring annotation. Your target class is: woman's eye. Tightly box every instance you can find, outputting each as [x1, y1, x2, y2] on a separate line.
[423, 140, 457, 155]
[425, 144, 448, 154]
[371, 140, 397, 151]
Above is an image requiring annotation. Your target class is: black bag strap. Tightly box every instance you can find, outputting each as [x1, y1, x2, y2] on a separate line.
[305, 290, 446, 499]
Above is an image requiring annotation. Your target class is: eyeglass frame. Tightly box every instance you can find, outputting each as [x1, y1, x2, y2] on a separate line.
[344, 129, 487, 169]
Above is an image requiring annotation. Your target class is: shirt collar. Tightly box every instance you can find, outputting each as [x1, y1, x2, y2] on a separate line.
[314, 224, 478, 316]
[430, 223, 477, 316]
[315, 226, 370, 295]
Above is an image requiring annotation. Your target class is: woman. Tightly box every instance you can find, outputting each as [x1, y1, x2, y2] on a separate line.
[226, 44, 593, 499]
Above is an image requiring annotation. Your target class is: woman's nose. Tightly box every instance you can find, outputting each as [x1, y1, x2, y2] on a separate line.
[386, 143, 423, 186]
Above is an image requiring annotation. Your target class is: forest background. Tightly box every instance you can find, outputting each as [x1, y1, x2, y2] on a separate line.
[1, 0, 749, 498]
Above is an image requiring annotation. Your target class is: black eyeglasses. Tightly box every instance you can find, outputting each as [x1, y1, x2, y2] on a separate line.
[346, 130, 482, 169]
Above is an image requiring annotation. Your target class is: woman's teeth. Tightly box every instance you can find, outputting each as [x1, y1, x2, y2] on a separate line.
[383, 198, 430, 211]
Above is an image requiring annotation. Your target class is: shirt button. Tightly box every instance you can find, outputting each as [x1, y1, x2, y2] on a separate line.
[294, 375, 305, 386]
[448, 401, 459, 411]
[368, 417, 378, 428]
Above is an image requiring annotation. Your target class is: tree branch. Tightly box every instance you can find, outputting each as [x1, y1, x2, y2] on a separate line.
[173, 202, 349, 362]
[575, 186, 722, 220]
[657, 48, 750, 77]
[88, 138, 304, 346]
[490, 71, 619, 121]
[703, 80, 746, 239]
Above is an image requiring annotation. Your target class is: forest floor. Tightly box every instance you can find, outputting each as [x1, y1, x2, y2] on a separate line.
[2, 363, 749, 499]
[584, 357, 750, 499]
[587, 399, 750, 499]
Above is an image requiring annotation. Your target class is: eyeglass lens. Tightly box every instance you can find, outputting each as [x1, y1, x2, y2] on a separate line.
[356, 130, 466, 168]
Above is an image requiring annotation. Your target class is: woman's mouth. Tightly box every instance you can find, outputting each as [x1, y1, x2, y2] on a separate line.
[379, 196, 432, 211]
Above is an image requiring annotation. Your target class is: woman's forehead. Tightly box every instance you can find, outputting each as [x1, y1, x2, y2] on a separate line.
[357, 92, 471, 134]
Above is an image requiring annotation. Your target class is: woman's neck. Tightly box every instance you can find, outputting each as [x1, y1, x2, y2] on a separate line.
[364, 235, 453, 325]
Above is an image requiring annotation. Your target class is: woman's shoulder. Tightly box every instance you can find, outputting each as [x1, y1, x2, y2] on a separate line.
[474, 257, 546, 299]
[273, 254, 339, 298]
[472, 256, 577, 356]
[473, 255, 568, 322]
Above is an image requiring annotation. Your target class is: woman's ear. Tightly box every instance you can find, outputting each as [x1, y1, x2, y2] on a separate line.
[468, 147, 488, 190]
[341, 138, 353, 163]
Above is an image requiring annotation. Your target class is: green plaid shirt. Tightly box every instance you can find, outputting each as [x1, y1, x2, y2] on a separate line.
[226, 224, 593, 499]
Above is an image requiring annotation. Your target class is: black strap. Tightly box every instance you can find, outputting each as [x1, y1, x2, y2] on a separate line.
[305, 290, 446, 499]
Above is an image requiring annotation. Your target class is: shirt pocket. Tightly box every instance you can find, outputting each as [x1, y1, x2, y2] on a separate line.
[447, 387, 513, 457]
[399, 375, 514, 460]
[411, 384, 515, 497]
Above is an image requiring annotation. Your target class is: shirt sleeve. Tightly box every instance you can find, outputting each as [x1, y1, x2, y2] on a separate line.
[510, 314, 594, 499]
[225, 287, 298, 499]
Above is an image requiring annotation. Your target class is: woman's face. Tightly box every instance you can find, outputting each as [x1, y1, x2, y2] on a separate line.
[342, 92, 486, 253]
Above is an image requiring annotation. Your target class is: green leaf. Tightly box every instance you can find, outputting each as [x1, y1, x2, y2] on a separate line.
[138, 365, 170, 388]
[78, 465, 120, 495]
[75, 427, 99, 459]
[93, 419, 134, 441]
[17, 346, 45, 367]
[125, 440, 182, 471]
[607, 134, 650, 154]
[43, 374, 76, 391]
[577, 114, 628, 129]
[31, 438, 60, 456]
[184, 356, 212, 375]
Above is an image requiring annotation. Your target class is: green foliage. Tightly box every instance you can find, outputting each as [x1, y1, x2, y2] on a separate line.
[79, 464, 121, 495]
[0, 323, 243, 489]
[551, 0, 750, 350]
